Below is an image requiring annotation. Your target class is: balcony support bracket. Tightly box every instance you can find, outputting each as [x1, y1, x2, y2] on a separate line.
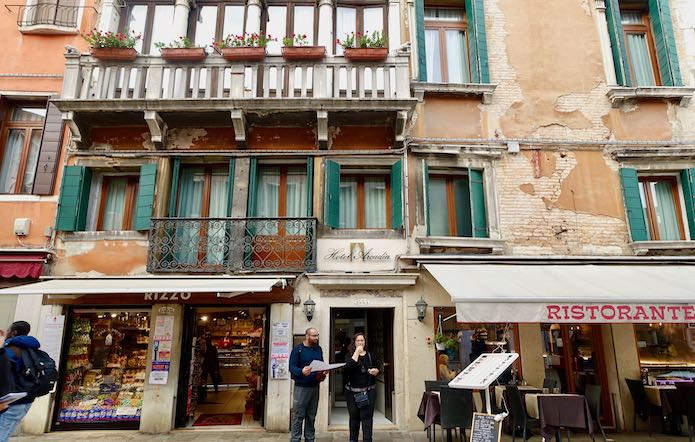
[317, 110, 328, 149]
[62, 111, 90, 148]
[394, 110, 407, 148]
[144, 110, 167, 149]
[231, 109, 247, 149]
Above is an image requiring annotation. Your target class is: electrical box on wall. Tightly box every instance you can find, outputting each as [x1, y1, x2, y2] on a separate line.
[14, 218, 30, 236]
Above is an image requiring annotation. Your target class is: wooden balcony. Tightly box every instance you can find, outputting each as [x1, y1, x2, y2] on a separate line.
[54, 49, 416, 148]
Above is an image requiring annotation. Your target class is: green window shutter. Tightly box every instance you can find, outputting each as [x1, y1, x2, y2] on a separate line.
[465, 0, 490, 83]
[648, 0, 683, 86]
[324, 160, 340, 229]
[619, 168, 648, 241]
[416, 0, 427, 82]
[423, 161, 431, 236]
[226, 158, 235, 217]
[168, 157, 180, 217]
[680, 169, 695, 239]
[390, 159, 403, 230]
[133, 163, 157, 231]
[605, 0, 631, 86]
[454, 178, 473, 237]
[306, 157, 314, 217]
[468, 169, 488, 238]
[55, 165, 91, 231]
[247, 158, 258, 217]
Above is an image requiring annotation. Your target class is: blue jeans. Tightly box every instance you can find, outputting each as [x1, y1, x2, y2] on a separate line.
[290, 385, 319, 442]
[0, 402, 32, 442]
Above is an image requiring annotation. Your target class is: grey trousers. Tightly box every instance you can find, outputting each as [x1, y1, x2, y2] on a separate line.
[290, 385, 320, 442]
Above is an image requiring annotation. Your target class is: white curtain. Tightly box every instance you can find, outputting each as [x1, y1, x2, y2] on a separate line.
[0, 130, 25, 193]
[176, 168, 204, 264]
[428, 178, 449, 236]
[651, 181, 680, 240]
[336, 7, 356, 56]
[626, 33, 656, 86]
[149, 5, 176, 54]
[195, 6, 217, 54]
[256, 168, 280, 235]
[425, 30, 442, 83]
[102, 178, 127, 230]
[364, 177, 386, 228]
[339, 178, 357, 228]
[638, 182, 653, 240]
[206, 168, 229, 264]
[286, 168, 307, 235]
[127, 5, 148, 54]
[446, 30, 470, 83]
[21, 130, 42, 194]
[267, 6, 287, 55]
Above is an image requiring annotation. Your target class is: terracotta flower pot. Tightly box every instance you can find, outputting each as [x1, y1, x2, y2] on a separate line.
[344, 47, 388, 62]
[220, 47, 266, 62]
[160, 47, 207, 62]
[281, 46, 326, 61]
[90, 47, 138, 61]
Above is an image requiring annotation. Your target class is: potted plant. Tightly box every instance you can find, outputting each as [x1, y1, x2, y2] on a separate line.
[155, 36, 206, 62]
[281, 34, 325, 61]
[83, 28, 141, 61]
[213, 33, 275, 62]
[338, 30, 388, 62]
[434, 333, 459, 352]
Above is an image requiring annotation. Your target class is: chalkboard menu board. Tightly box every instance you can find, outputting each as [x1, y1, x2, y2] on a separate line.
[470, 412, 501, 442]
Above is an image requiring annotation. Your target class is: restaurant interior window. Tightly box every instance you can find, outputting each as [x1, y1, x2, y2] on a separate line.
[56, 310, 150, 429]
[638, 176, 686, 241]
[433, 307, 519, 381]
[424, 7, 470, 83]
[621, 10, 660, 86]
[634, 323, 695, 381]
[0, 105, 45, 194]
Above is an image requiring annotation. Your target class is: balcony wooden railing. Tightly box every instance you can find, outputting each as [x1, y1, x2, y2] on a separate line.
[61, 51, 412, 102]
[147, 217, 317, 274]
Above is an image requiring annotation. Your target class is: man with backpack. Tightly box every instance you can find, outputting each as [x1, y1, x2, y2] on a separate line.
[0, 321, 56, 442]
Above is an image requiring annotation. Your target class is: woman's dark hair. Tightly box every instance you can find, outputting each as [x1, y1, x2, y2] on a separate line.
[347, 333, 368, 354]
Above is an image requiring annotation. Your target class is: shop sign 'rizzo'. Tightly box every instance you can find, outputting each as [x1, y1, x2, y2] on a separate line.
[144, 292, 192, 301]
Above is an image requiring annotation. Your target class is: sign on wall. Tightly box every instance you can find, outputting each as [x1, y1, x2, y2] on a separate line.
[270, 321, 290, 379]
[317, 239, 406, 272]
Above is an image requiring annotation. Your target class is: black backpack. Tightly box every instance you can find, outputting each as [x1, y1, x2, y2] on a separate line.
[14, 348, 58, 398]
[0, 348, 16, 398]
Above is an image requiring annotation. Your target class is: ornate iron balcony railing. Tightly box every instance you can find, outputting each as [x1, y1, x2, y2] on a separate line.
[147, 217, 317, 274]
[15, 4, 80, 27]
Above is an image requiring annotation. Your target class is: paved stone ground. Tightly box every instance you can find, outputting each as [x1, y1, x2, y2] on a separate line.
[10, 430, 689, 441]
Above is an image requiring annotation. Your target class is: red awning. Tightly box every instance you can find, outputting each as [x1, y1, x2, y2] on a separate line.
[0, 253, 46, 279]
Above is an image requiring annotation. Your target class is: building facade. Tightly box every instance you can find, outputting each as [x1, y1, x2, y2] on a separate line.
[1, 0, 695, 436]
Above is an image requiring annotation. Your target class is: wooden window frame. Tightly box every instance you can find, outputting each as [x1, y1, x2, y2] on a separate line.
[175, 164, 229, 217]
[424, 6, 470, 83]
[97, 175, 139, 231]
[339, 173, 391, 230]
[430, 173, 471, 237]
[333, 2, 388, 53]
[256, 164, 308, 218]
[638, 175, 686, 240]
[119, 1, 176, 54]
[621, 8, 662, 86]
[263, 1, 319, 45]
[0, 104, 45, 195]
[187, 1, 247, 44]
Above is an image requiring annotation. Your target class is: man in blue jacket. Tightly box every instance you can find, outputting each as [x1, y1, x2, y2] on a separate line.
[289, 327, 327, 442]
[0, 321, 40, 442]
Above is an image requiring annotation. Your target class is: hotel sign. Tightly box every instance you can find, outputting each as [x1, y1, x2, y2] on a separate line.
[317, 239, 406, 272]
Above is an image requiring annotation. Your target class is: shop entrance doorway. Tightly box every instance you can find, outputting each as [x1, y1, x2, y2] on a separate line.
[175, 306, 268, 428]
[329, 308, 394, 426]
[541, 323, 614, 426]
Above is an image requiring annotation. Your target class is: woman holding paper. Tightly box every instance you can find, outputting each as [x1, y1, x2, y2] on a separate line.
[344, 333, 380, 442]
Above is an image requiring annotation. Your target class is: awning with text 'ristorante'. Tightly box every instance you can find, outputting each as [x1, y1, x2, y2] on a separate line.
[424, 264, 695, 324]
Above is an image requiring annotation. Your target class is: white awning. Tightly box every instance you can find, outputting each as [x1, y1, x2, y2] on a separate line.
[424, 264, 695, 323]
[0, 277, 282, 295]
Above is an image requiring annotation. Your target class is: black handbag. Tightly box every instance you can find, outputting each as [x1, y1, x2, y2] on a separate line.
[353, 390, 370, 408]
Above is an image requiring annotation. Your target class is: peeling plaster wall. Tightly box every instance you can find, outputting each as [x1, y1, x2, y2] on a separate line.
[330, 125, 394, 149]
[92, 127, 152, 150]
[411, 97, 483, 139]
[496, 150, 629, 255]
[51, 239, 149, 276]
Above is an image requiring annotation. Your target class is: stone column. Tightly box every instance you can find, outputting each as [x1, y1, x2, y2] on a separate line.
[388, 0, 402, 54]
[594, 0, 618, 85]
[406, 0, 418, 79]
[517, 323, 545, 389]
[318, 0, 335, 56]
[172, 0, 191, 39]
[264, 303, 293, 431]
[97, 0, 121, 33]
[140, 304, 184, 434]
[246, 0, 262, 35]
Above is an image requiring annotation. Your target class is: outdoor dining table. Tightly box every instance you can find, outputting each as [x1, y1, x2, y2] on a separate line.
[525, 393, 594, 440]
[417, 389, 485, 441]
[645, 384, 687, 434]
[494, 385, 541, 409]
